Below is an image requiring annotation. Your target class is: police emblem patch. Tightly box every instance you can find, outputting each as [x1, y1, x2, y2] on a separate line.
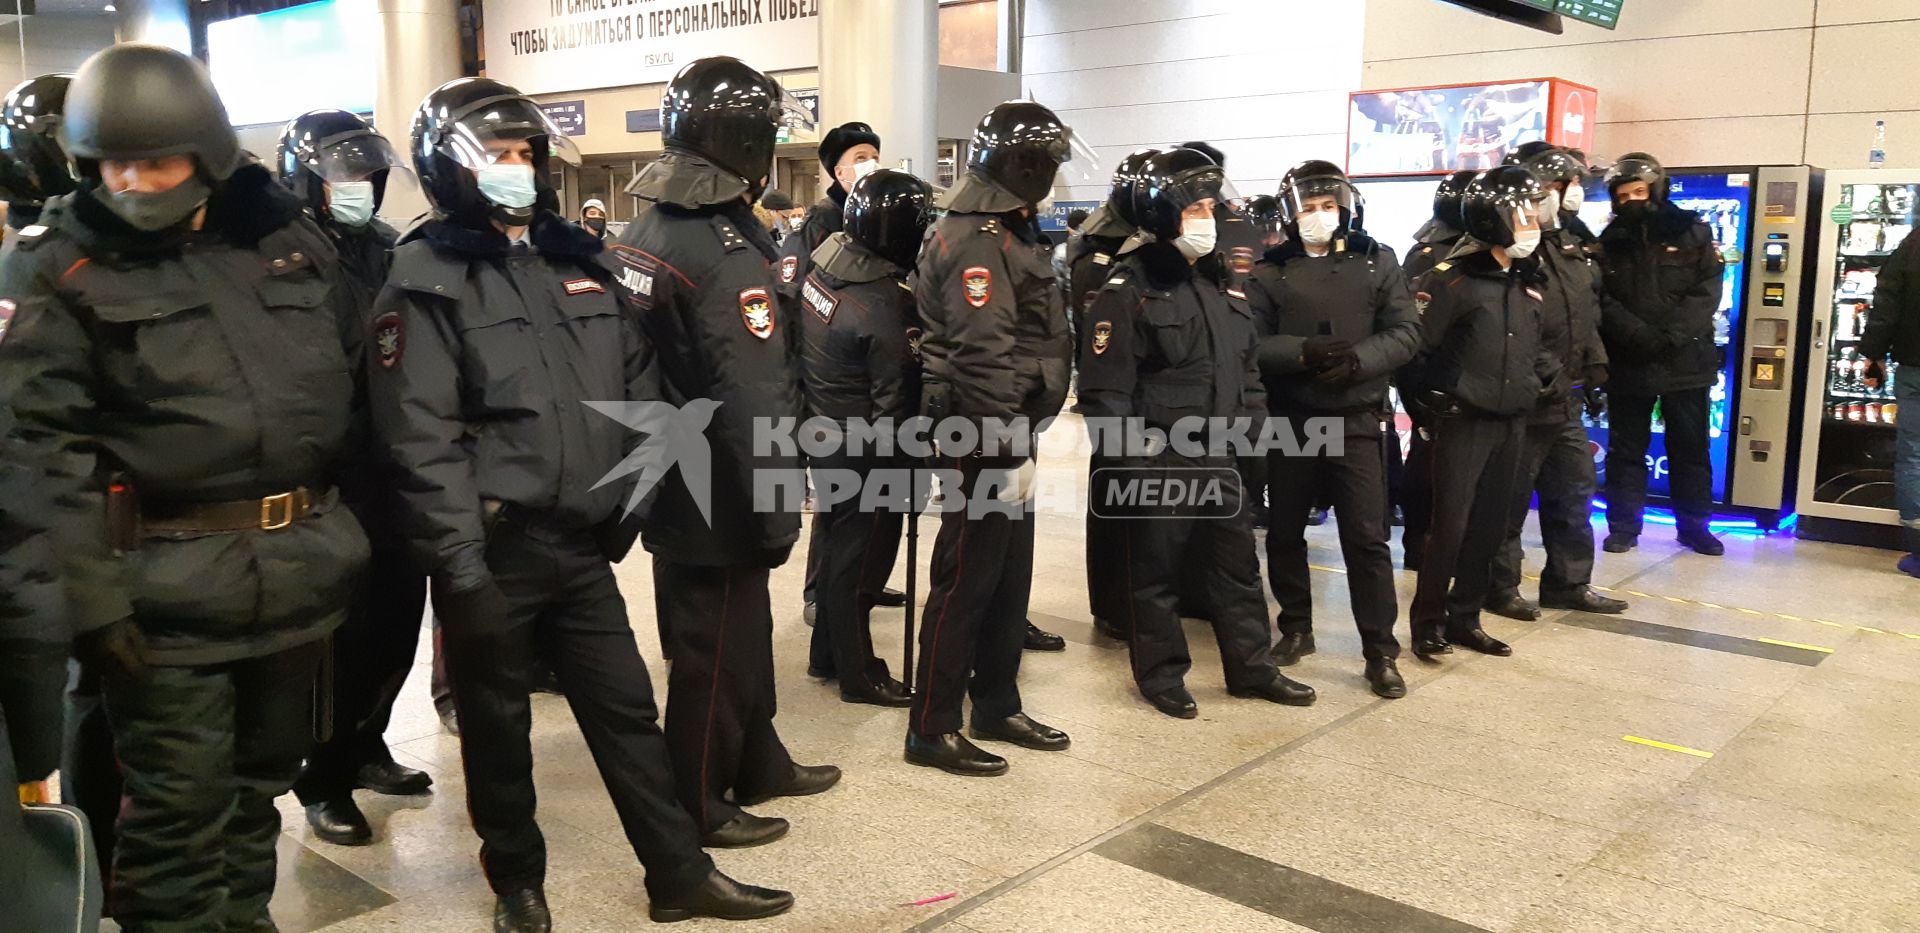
[905, 326, 923, 362]
[740, 287, 775, 340]
[780, 256, 799, 283]
[1230, 247, 1255, 276]
[1092, 320, 1113, 355]
[372, 311, 404, 368]
[1414, 291, 1431, 316]
[962, 266, 991, 308]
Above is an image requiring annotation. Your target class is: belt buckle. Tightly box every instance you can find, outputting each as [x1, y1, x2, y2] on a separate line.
[260, 492, 296, 531]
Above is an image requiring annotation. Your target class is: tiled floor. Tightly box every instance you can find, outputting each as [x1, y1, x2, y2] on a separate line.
[232, 440, 1918, 932]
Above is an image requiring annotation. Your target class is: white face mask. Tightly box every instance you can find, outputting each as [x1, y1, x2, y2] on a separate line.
[1174, 214, 1217, 260]
[852, 158, 880, 182]
[326, 180, 376, 228]
[1507, 226, 1543, 260]
[1538, 190, 1562, 231]
[788, 215, 806, 232]
[1562, 183, 1585, 211]
[1298, 210, 1342, 248]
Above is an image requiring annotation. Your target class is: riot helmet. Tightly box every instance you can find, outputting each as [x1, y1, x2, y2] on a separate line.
[843, 168, 936, 271]
[1462, 165, 1548, 250]
[62, 44, 240, 182]
[965, 100, 1098, 206]
[275, 109, 413, 227]
[0, 73, 76, 208]
[661, 57, 813, 193]
[1130, 147, 1236, 243]
[411, 77, 580, 228]
[1277, 160, 1362, 246]
[1246, 194, 1282, 237]
[1604, 151, 1668, 204]
[1106, 147, 1162, 228]
[1433, 169, 1477, 230]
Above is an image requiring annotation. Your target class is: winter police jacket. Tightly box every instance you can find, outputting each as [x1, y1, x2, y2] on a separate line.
[1414, 244, 1558, 417]
[0, 165, 368, 664]
[1863, 230, 1920, 366]
[0, 399, 63, 779]
[1597, 201, 1723, 396]
[799, 232, 922, 422]
[370, 213, 648, 595]
[778, 185, 845, 295]
[1078, 242, 1265, 439]
[914, 173, 1073, 442]
[1403, 220, 1464, 282]
[611, 194, 805, 568]
[324, 217, 412, 546]
[1246, 232, 1421, 415]
[1534, 225, 1609, 419]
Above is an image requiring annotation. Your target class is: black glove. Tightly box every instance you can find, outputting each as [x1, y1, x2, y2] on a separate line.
[1301, 336, 1354, 370]
[431, 581, 512, 638]
[75, 617, 149, 685]
[1314, 350, 1361, 384]
[1584, 386, 1608, 421]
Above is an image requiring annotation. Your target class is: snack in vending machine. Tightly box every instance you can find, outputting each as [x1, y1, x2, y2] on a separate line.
[1848, 402, 1865, 421]
[1886, 402, 1900, 425]
[1867, 402, 1883, 423]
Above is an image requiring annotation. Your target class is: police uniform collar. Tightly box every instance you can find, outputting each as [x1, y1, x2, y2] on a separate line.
[1080, 203, 1135, 240]
[417, 210, 604, 260]
[938, 170, 1029, 215]
[1133, 240, 1196, 290]
[815, 231, 902, 284]
[1413, 217, 1464, 246]
[827, 180, 848, 208]
[1262, 229, 1376, 267]
[625, 148, 751, 209]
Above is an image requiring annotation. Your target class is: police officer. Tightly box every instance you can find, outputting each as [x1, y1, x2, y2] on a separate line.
[1485, 145, 1629, 620]
[1408, 166, 1559, 661]
[907, 99, 1078, 776]
[1596, 152, 1725, 556]
[272, 109, 437, 847]
[798, 167, 933, 708]
[1068, 147, 1158, 642]
[1249, 160, 1419, 699]
[374, 75, 792, 929]
[1398, 170, 1476, 571]
[1180, 141, 1264, 288]
[1079, 147, 1317, 718]
[610, 57, 840, 850]
[0, 44, 366, 931]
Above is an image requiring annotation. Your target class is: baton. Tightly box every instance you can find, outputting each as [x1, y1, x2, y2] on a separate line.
[903, 465, 919, 693]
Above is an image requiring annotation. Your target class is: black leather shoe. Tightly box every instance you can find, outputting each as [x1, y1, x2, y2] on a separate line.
[1270, 631, 1316, 667]
[1484, 592, 1541, 622]
[1093, 617, 1129, 641]
[842, 676, 913, 707]
[1449, 627, 1513, 657]
[1306, 506, 1330, 526]
[1678, 529, 1725, 556]
[530, 666, 562, 696]
[1411, 632, 1452, 661]
[904, 732, 1008, 776]
[1603, 532, 1638, 553]
[1144, 686, 1198, 719]
[736, 763, 842, 807]
[806, 664, 835, 680]
[803, 600, 817, 627]
[304, 797, 373, 846]
[436, 704, 460, 736]
[649, 869, 795, 923]
[873, 587, 907, 607]
[1232, 675, 1317, 707]
[701, 813, 790, 849]
[1541, 587, 1629, 614]
[357, 760, 433, 796]
[1366, 658, 1407, 699]
[1023, 622, 1066, 652]
[970, 712, 1071, 750]
[494, 887, 550, 933]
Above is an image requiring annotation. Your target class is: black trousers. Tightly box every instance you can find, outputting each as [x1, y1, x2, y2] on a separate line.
[1265, 417, 1402, 660]
[294, 540, 428, 804]
[657, 560, 796, 833]
[1411, 412, 1526, 638]
[807, 451, 904, 691]
[1606, 387, 1713, 535]
[1085, 456, 1128, 630]
[1122, 455, 1277, 695]
[1402, 427, 1434, 565]
[104, 640, 321, 932]
[63, 661, 121, 881]
[801, 511, 828, 604]
[910, 459, 1032, 737]
[1491, 400, 1599, 599]
[445, 519, 712, 899]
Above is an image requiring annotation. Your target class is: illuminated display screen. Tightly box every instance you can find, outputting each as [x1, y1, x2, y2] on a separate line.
[208, 0, 377, 128]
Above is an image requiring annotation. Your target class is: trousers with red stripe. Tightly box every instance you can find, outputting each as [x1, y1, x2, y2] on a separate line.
[910, 460, 1034, 738]
[657, 560, 797, 832]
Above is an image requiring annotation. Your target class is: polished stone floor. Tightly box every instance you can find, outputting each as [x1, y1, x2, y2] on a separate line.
[236, 431, 1919, 932]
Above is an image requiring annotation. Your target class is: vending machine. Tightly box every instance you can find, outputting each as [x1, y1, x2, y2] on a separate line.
[1793, 170, 1911, 548]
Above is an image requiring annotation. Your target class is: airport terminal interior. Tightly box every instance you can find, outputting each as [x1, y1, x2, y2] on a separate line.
[5, 0, 1920, 931]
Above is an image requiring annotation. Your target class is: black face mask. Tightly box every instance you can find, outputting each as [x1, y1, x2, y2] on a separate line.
[1615, 198, 1656, 218]
[585, 216, 606, 234]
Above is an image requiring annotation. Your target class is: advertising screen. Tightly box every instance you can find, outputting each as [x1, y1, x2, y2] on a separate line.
[207, 0, 377, 128]
[1352, 175, 1445, 258]
[1577, 171, 1753, 504]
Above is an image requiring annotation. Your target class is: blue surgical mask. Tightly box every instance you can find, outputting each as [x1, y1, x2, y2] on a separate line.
[475, 163, 537, 210]
[327, 181, 376, 228]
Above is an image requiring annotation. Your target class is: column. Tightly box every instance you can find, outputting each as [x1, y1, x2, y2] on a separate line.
[373, 0, 462, 224]
[818, 0, 937, 186]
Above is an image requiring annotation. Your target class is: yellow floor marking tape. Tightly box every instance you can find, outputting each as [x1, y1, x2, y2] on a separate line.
[1622, 735, 1715, 758]
[1755, 637, 1836, 654]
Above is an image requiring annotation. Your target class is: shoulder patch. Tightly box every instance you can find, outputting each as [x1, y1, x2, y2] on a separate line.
[780, 255, 799, 283]
[962, 265, 992, 308]
[1229, 247, 1256, 276]
[713, 216, 749, 253]
[17, 224, 46, 239]
[1433, 261, 1453, 272]
[1091, 320, 1114, 355]
[800, 276, 839, 323]
[739, 286, 775, 339]
[372, 311, 405, 368]
[905, 326, 923, 361]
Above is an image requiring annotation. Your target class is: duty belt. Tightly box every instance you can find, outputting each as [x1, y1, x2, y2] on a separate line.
[143, 487, 324, 534]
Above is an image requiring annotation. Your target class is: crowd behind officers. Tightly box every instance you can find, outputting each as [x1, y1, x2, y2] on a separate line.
[0, 37, 1737, 933]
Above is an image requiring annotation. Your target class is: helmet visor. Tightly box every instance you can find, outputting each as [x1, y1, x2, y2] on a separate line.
[1524, 149, 1587, 186]
[1160, 164, 1239, 215]
[1280, 175, 1359, 226]
[310, 130, 417, 193]
[1054, 126, 1103, 191]
[442, 96, 582, 170]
